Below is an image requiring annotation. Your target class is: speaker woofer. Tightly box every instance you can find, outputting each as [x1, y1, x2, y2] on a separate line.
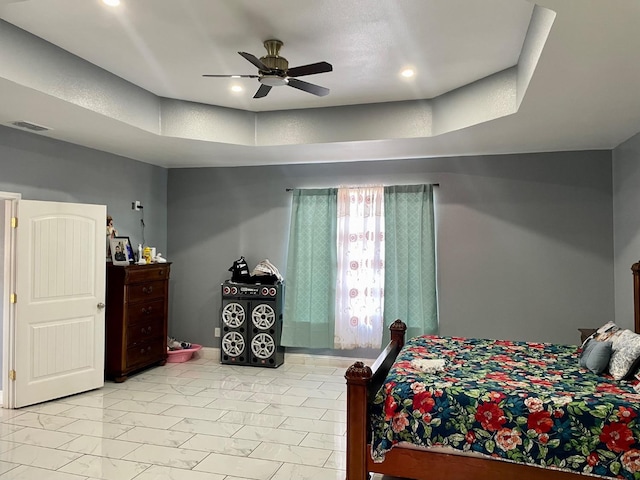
[251, 303, 276, 330]
[251, 333, 276, 359]
[222, 331, 246, 357]
[222, 302, 246, 328]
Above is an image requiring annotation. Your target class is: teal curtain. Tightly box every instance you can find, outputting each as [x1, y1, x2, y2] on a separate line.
[281, 189, 337, 348]
[383, 185, 438, 342]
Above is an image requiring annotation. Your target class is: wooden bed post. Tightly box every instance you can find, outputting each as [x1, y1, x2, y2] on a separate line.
[633, 262, 640, 334]
[345, 320, 407, 480]
[389, 319, 407, 349]
[345, 361, 372, 480]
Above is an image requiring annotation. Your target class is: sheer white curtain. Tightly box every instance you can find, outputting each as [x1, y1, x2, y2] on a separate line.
[334, 186, 385, 349]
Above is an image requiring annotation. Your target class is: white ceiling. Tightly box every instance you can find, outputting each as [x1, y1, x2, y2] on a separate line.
[0, 0, 639, 168]
[0, 0, 534, 111]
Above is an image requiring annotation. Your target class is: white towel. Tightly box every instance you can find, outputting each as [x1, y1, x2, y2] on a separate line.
[411, 358, 446, 374]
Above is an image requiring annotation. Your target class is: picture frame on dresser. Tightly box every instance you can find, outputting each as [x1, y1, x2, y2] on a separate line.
[110, 236, 133, 265]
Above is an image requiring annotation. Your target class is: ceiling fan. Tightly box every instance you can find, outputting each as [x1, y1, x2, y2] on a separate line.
[203, 39, 332, 99]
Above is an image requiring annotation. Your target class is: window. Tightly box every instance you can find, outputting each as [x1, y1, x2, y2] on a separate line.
[335, 186, 385, 349]
[281, 185, 437, 349]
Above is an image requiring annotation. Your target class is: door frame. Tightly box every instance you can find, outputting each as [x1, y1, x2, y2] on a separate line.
[0, 191, 20, 408]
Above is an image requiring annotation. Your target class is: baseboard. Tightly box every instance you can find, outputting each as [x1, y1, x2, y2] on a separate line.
[197, 346, 376, 369]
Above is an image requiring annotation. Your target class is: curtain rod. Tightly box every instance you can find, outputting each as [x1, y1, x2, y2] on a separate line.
[286, 183, 440, 191]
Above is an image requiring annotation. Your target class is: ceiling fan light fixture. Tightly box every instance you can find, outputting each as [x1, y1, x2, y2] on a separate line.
[259, 75, 289, 87]
[401, 68, 415, 78]
[231, 85, 243, 93]
[102, 0, 121, 6]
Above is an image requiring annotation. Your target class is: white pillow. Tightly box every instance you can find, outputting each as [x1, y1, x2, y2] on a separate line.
[608, 329, 640, 380]
[594, 321, 621, 341]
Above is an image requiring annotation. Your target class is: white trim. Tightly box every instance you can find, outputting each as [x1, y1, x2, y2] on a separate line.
[0, 192, 20, 409]
[0, 192, 21, 200]
[197, 346, 376, 369]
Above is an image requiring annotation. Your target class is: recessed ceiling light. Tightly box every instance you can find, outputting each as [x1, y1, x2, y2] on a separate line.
[231, 85, 243, 93]
[401, 68, 415, 78]
[102, 0, 120, 6]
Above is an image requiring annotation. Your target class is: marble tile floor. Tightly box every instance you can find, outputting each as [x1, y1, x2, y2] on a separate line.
[0, 356, 408, 480]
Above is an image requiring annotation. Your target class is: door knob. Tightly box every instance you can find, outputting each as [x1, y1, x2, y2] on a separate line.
[97, 302, 106, 309]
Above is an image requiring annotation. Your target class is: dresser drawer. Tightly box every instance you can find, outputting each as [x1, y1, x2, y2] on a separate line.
[126, 341, 166, 369]
[125, 265, 170, 284]
[127, 317, 164, 347]
[127, 280, 165, 303]
[127, 298, 165, 325]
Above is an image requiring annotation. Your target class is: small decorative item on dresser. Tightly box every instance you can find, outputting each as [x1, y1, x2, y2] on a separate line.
[106, 214, 118, 258]
[110, 236, 134, 265]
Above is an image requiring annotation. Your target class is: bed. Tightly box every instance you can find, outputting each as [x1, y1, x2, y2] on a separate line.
[345, 262, 640, 480]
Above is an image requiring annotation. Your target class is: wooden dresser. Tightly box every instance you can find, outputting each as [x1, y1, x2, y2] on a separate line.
[105, 262, 171, 382]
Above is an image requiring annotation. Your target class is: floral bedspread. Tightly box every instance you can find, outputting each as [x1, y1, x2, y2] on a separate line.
[370, 335, 640, 479]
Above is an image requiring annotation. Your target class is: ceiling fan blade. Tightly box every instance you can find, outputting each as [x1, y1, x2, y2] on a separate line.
[253, 84, 272, 98]
[238, 51, 270, 71]
[286, 61, 333, 78]
[287, 78, 330, 96]
[202, 74, 259, 78]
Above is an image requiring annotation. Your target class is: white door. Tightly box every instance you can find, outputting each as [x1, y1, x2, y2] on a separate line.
[11, 200, 105, 408]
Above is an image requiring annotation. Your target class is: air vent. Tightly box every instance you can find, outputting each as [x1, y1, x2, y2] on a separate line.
[9, 121, 51, 132]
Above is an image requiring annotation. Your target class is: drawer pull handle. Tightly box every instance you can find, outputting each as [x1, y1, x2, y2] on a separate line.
[142, 286, 154, 294]
[141, 307, 153, 315]
[140, 326, 153, 335]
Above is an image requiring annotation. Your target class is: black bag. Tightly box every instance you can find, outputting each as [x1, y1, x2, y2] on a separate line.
[228, 256, 251, 283]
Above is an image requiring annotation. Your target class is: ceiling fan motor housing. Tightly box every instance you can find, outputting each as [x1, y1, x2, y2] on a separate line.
[259, 39, 288, 75]
[258, 40, 288, 86]
[259, 55, 288, 73]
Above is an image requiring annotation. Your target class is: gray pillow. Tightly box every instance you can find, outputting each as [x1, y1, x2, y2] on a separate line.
[609, 329, 640, 380]
[580, 340, 612, 374]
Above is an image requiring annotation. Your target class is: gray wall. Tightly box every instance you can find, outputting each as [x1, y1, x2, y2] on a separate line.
[167, 150, 614, 348]
[0, 124, 618, 354]
[0, 124, 167, 389]
[0, 125, 168, 254]
[613, 131, 640, 329]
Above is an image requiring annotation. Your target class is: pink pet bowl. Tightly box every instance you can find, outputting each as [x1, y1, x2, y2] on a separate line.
[166, 344, 202, 363]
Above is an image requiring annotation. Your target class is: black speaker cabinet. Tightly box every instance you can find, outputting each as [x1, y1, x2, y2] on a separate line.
[221, 298, 249, 365]
[221, 282, 284, 368]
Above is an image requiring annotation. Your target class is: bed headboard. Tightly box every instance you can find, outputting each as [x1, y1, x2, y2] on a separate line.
[632, 262, 640, 333]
